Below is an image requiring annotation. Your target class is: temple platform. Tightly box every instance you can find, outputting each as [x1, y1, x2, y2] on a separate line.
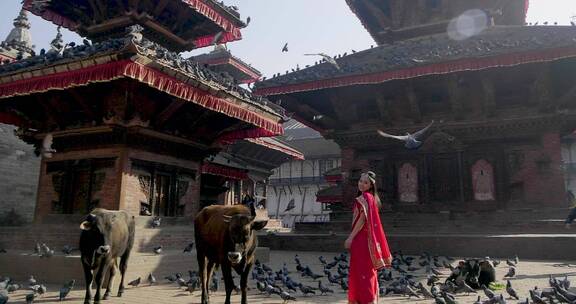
[0, 248, 270, 286]
[259, 232, 576, 260]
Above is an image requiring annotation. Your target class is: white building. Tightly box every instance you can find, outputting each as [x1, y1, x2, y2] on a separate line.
[267, 120, 341, 228]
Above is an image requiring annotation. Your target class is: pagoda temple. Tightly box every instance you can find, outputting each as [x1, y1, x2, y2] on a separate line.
[192, 46, 303, 214]
[192, 45, 262, 84]
[255, 0, 576, 212]
[0, 0, 287, 222]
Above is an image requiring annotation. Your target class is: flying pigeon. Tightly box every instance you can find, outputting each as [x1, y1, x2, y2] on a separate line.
[153, 246, 162, 255]
[284, 199, 295, 212]
[246, 16, 251, 25]
[304, 53, 340, 70]
[377, 120, 435, 149]
[282, 43, 289, 52]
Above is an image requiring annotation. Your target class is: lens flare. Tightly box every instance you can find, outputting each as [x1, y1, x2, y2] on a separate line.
[447, 9, 490, 41]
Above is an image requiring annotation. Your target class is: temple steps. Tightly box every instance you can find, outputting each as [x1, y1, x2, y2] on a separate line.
[295, 207, 572, 234]
[0, 224, 195, 253]
[258, 232, 576, 260]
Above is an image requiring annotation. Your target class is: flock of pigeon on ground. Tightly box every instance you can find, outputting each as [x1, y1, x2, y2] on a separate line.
[2, 246, 576, 304]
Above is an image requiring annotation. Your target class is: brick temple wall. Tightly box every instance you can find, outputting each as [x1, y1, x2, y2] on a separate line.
[0, 124, 40, 224]
[508, 132, 566, 206]
[120, 149, 201, 218]
[339, 132, 567, 209]
[35, 148, 123, 222]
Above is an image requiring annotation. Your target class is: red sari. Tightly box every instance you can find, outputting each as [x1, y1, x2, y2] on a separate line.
[348, 192, 391, 303]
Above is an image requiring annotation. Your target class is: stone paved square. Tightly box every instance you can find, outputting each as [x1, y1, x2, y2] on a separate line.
[4, 251, 576, 304]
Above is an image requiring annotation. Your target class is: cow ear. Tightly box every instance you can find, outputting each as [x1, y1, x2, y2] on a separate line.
[80, 221, 92, 230]
[251, 220, 268, 231]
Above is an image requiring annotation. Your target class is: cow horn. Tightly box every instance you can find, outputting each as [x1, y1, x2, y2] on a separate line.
[86, 213, 97, 222]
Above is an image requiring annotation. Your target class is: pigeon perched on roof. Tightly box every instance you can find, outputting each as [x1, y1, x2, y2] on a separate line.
[377, 120, 435, 149]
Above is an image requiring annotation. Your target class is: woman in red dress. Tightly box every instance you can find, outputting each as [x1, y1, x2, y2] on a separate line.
[345, 171, 392, 304]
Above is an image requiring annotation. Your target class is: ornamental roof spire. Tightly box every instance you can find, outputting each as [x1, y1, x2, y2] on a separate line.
[1, 9, 34, 59]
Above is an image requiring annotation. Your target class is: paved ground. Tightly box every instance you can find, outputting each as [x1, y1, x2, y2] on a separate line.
[4, 250, 576, 303]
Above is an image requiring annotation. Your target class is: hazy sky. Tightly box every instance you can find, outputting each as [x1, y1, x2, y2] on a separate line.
[0, 0, 575, 78]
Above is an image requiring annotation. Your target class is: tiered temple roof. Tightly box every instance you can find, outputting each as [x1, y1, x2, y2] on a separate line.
[23, 0, 246, 51]
[346, 0, 528, 44]
[192, 46, 262, 84]
[256, 26, 576, 97]
[0, 25, 285, 142]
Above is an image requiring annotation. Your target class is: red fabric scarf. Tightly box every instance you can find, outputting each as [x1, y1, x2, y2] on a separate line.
[353, 192, 391, 270]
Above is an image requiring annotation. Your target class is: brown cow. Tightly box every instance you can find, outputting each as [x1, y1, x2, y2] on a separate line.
[79, 209, 135, 304]
[194, 205, 267, 304]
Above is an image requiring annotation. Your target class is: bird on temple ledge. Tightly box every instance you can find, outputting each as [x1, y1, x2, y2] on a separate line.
[377, 121, 435, 150]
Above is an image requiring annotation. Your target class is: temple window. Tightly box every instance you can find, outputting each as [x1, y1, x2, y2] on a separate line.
[48, 158, 115, 214]
[471, 159, 495, 201]
[398, 163, 418, 203]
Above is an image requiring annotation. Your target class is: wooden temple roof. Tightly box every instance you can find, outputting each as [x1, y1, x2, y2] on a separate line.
[346, 0, 528, 45]
[191, 47, 262, 84]
[255, 26, 576, 96]
[202, 137, 303, 181]
[316, 184, 342, 203]
[0, 26, 286, 141]
[23, 0, 246, 51]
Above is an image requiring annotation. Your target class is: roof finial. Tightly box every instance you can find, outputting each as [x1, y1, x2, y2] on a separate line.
[0, 8, 34, 60]
[50, 26, 64, 52]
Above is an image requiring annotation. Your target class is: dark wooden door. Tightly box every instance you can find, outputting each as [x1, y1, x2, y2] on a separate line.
[153, 173, 172, 216]
[429, 155, 460, 202]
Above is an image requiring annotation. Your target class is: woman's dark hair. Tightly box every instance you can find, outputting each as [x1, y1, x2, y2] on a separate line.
[359, 171, 382, 209]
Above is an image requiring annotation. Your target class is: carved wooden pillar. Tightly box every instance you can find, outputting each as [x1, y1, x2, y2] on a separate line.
[376, 95, 393, 126]
[481, 76, 496, 117]
[447, 75, 464, 120]
[406, 81, 422, 123]
[530, 65, 553, 112]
